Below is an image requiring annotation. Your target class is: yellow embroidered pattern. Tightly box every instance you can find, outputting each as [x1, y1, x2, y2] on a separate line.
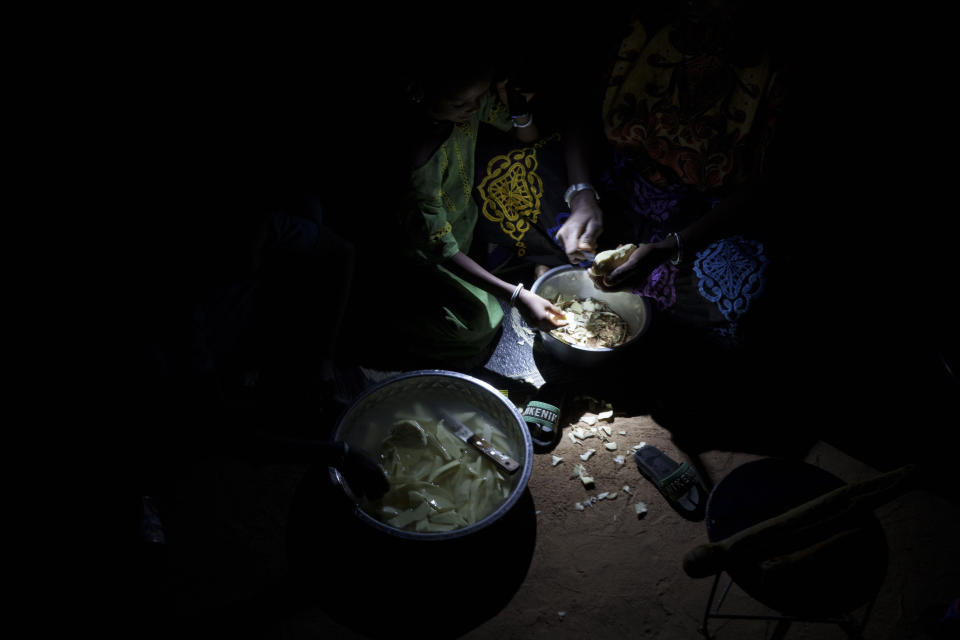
[437, 145, 455, 211]
[451, 133, 472, 200]
[485, 98, 506, 124]
[476, 142, 549, 257]
[428, 221, 453, 245]
[437, 126, 474, 212]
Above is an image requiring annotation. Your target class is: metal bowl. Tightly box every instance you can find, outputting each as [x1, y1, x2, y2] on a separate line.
[329, 370, 533, 541]
[530, 264, 651, 367]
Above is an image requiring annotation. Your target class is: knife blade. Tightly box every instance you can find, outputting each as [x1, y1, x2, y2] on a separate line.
[437, 410, 521, 475]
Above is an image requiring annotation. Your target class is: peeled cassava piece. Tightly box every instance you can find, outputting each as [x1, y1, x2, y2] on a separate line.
[588, 244, 638, 277]
[549, 296, 630, 348]
[357, 401, 519, 534]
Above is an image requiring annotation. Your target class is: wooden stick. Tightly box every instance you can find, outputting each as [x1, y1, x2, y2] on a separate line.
[683, 464, 916, 578]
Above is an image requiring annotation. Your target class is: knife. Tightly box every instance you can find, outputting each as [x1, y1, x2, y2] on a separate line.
[553, 229, 596, 266]
[437, 410, 521, 475]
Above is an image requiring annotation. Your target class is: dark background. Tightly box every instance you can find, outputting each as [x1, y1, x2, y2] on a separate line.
[112, 4, 956, 637]
[125, 0, 955, 425]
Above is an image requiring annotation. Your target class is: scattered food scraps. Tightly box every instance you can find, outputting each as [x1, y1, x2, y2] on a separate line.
[580, 415, 597, 426]
[572, 427, 594, 440]
[604, 442, 618, 451]
[551, 455, 563, 466]
[550, 295, 630, 348]
[613, 455, 625, 465]
[570, 463, 595, 488]
[579, 448, 596, 461]
[634, 501, 648, 518]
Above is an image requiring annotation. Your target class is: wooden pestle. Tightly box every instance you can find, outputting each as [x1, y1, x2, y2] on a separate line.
[683, 464, 917, 579]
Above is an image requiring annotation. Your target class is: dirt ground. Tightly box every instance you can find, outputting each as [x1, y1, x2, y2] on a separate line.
[146, 291, 959, 640]
[454, 417, 958, 640]
[154, 394, 959, 640]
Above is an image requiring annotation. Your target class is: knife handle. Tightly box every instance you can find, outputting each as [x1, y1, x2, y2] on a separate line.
[470, 436, 521, 474]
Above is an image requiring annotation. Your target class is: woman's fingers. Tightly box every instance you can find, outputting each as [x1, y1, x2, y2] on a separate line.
[555, 227, 579, 256]
[522, 294, 568, 329]
[547, 305, 567, 326]
[578, 218, 602, 250]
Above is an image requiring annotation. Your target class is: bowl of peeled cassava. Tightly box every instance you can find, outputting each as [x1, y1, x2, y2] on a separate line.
[531, 247, 651, 368]
[329, 370, 533, 540]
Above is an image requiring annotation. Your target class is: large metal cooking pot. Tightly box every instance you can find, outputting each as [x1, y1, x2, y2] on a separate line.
[329, 370, 533, 541]
[530, 264, 651, 368]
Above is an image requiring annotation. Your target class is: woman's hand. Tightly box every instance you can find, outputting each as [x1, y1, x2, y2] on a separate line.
[556, 198, 603, 263]
[497, 78, 537, 142]
[496, 79, 535, 115]
[516, 289, 567, 331]
[594, 241, 673, 291]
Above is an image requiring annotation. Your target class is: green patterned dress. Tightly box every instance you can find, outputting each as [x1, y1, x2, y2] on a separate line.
[398, 92, 515, 365]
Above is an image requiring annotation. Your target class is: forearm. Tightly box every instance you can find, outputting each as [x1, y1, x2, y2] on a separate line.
[551, 112, 605, 257]
[501, 80, 538, 143]
[561, 108, 605, 218]
[563, 115, 596, 186]
[447, 251, 518, 301]
[673, 180, 763, 257]
[512, 113, 538, 143]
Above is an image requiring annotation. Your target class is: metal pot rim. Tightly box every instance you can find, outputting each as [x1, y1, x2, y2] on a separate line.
[531, 264, 651, 357]
[331, 369, 533, 541]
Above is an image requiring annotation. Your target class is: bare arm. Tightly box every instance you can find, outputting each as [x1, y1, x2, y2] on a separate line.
[447, 251, 565, 330]
[497, 81, 538, 143]
[512, 113, 538, 143]
[554, 89, 605, 262]
[602, 179, 766, 288]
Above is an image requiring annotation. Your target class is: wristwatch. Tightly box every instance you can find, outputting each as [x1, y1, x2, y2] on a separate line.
[563, 183, 599, 208]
